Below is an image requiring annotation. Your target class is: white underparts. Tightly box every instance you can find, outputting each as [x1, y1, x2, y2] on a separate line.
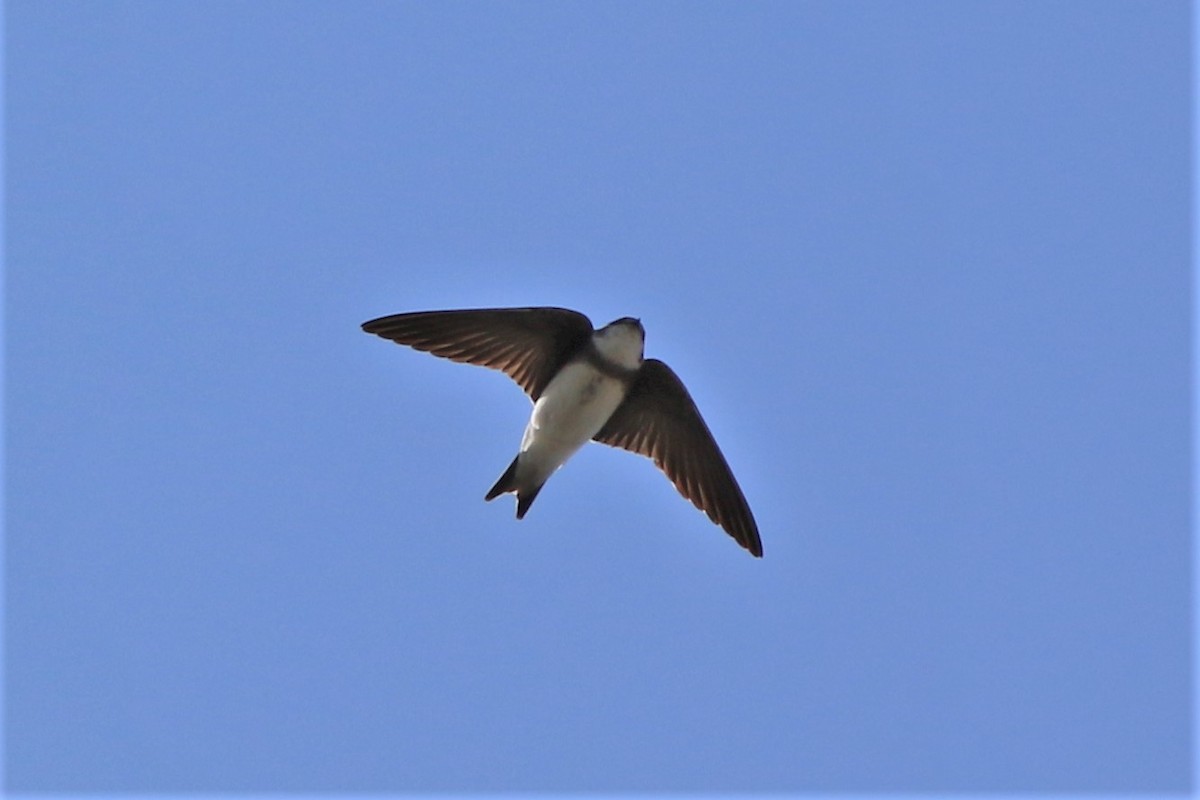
[514, 360, 630, 493]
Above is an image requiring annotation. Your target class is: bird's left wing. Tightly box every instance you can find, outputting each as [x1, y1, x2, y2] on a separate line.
[594, 359, 762, 557]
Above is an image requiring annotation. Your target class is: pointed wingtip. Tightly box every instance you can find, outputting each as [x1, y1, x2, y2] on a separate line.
[740, 526, 764, 558]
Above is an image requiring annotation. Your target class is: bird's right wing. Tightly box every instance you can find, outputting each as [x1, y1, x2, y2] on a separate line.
[362, 307, 594, 400]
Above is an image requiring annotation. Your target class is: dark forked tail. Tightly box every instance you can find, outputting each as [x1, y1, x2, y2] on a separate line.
[485, 455, 543, 519]
[485, 456, 519, 501]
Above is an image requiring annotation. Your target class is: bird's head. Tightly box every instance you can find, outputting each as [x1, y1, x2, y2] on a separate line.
[595, 316, 645, 369]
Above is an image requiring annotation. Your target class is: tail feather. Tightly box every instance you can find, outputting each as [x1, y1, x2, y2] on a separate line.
[485, 456, 520, 501]
[485, 454, 545, 519]
[516, 484, 543, 519]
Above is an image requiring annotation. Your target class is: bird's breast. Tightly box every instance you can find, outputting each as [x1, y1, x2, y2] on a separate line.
[522, 362, 630, 453]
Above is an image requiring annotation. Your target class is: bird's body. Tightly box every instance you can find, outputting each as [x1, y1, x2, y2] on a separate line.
[362, 307, 762, 557]
[511, 360, 634, 501]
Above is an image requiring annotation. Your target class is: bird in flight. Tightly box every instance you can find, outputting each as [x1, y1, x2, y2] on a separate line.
[362, 307, 762, 557]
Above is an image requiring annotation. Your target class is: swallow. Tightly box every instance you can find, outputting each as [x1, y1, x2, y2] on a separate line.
[362, 307, 761, 556]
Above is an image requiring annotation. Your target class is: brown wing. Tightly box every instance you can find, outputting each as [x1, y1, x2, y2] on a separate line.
[362, 308, 594, 400]
[594, 359, 762, 557]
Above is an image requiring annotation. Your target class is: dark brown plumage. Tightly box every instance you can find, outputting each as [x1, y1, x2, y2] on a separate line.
[362, 307, 592, 400]
[594, 359, 761, 557]
[363, 307, 762, 557]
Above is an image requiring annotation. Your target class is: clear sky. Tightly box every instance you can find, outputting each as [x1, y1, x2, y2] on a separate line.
[5, 0, 1191, 793]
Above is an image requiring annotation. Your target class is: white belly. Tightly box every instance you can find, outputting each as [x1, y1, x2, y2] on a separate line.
[517, 361, 628, 487]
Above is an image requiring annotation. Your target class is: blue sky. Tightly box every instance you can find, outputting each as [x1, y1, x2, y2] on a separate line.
[5, 0, 1191, 793]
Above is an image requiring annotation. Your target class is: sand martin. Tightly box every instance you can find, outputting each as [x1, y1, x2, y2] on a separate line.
[362, 307, 762, 557]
